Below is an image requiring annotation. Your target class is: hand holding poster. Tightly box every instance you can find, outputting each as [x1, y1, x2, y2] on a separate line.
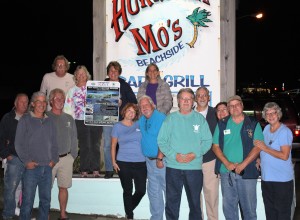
[84, 80, 120, 126]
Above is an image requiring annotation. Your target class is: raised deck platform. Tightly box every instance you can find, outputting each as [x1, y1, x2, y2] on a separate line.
[34, 176, 266, 220]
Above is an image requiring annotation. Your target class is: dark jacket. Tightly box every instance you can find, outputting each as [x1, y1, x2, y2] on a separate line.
[215, 114, 260, 179]
[203, 106, 218, 163]
[105, 77, 137, 120]
[0, 110, 19, 159]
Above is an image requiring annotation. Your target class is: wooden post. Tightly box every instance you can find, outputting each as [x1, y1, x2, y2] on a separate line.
[220, 0, 236, 100]
[93, 0, 106, 81]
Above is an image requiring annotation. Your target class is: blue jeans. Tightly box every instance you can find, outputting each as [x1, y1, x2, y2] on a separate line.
[103, 126, 113, 171]
[20, 166, 52, 220]
[2, 156, 25, 219]
[166, 167, 203, 220]
[220, 172, 257, 220]
[117, 161, 147, 219]
[146, 158, 166, 220]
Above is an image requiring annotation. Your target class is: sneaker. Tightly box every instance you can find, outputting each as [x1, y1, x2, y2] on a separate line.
[15, 207, 20, 216]
[104, 171, 114, 179]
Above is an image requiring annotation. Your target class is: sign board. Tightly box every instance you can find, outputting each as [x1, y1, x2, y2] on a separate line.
[84, 80, 120, 126]
[106, 0, 220, 109]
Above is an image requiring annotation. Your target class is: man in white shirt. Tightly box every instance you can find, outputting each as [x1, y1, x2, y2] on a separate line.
[40, 55, 75, 110]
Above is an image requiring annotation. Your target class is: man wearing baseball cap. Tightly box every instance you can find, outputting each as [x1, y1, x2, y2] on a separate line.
[212, 95, 263, 220]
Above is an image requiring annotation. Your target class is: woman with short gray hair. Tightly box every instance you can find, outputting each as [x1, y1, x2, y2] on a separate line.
[254, 102, 293, 219]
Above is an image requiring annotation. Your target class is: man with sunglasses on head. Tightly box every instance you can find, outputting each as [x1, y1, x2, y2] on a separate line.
[40, 55, 75, 110]
[212, 95, 264, 220]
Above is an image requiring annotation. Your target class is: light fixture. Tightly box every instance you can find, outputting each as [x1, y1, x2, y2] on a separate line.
[255, 13, 263, 19]
[237, 12, 264, 21]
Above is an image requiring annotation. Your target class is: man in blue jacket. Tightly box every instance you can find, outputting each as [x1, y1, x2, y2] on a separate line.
[138, 95, 166, 220]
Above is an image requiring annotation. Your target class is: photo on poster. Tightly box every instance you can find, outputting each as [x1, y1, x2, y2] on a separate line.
[85, 80, 120, 126]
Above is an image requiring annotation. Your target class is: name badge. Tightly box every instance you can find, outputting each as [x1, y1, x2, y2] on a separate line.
[224, 129, 231, 135]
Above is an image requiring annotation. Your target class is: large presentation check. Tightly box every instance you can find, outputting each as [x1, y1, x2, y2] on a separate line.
[84, 80, 120, 126]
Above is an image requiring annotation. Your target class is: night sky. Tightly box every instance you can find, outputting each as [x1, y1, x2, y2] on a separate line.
[1, 1, 93, 117]
[1, 0, 299, 118]
[236, 0, 299, 89]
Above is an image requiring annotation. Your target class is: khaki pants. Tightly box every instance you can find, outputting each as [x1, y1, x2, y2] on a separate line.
[201, 159, 219, 220]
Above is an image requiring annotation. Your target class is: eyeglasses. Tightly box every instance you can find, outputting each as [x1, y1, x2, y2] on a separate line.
[228, 172, 233, 186]
[196, 94, 208, 99]
[266, 111, 277, 117]
[145, 120, 151, 132]
[53, 97, 65, 102]
[217, 108, 228, 113]
[56, 64, 66, 69]
[34, 100, 47, 105]
[228, 103, 241, 109]
[179, 98, 193, 102]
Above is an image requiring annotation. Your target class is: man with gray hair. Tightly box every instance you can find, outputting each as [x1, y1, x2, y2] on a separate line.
[195, 86, 218, 220]
[158, 88, 212, 220]
[47, 88, 78, 220]
[15, 91, 59, 220]
[0, 93, 29, 219]
[138, 95, 166, 220]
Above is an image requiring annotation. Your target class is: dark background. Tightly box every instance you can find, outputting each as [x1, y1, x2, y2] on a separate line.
[1, 0, 299, 119]
[1, 1, 94, 118]
[236, 0, 299, 90]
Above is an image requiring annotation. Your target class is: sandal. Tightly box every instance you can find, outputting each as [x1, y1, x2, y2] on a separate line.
[93, 171, 101, 178]
[81, 172, 88, 178]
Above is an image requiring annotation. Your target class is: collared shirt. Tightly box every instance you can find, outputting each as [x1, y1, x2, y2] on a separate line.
[139, 109, 166, 157]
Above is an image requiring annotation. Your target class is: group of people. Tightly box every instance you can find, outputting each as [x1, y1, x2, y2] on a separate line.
[110, 82, 294, 220]
[0, 55, 81, 220]
[213, 96, 294, 220]
[0, 54, 295, 220]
